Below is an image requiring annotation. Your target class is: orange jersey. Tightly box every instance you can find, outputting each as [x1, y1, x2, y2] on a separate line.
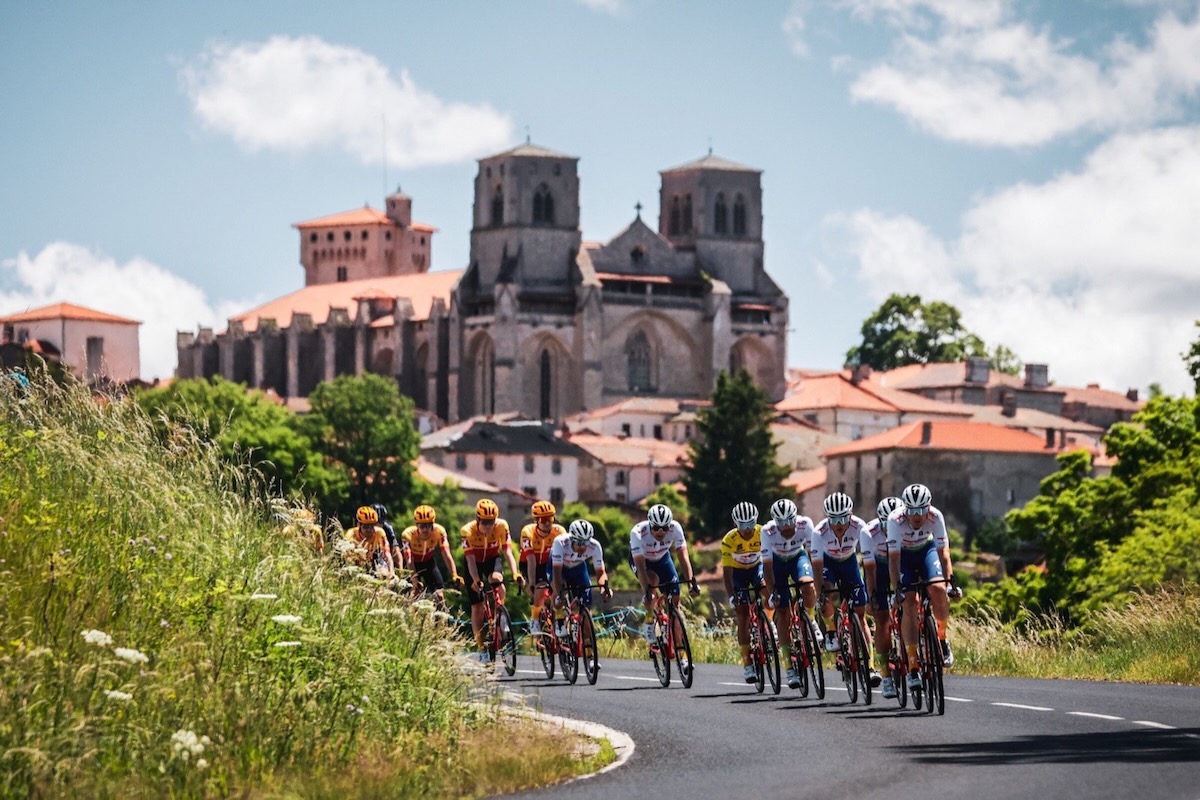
[520, 522, 565, 565]
[401, 524, 448, 563]
[345, 526, 388, 560]
[460, 519, 512, 560]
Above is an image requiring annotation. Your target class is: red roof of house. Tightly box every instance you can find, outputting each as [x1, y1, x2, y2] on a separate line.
[1060, 384, 1143, 412]
[822, 420, 1055, 457]
[293, 206, 435, 233]
[777, 373, 895, 413]
[785, 466, 827, 493]
[567, 433, 688, 467]
[0, 301, 140, 325]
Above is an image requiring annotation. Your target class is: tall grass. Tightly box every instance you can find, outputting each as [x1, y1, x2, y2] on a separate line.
[0, 378, 593, 798]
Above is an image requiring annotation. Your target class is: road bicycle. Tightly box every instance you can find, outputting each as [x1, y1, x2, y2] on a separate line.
[782, 579, 824, 699]
[734, 583, 781, 695]
[555, 583, 606, 685]
[898, 577, 955, 716]
[531, 583, 558, 679]
[824, 581, 872, 705]
[887, 592, 911, 709]
[476, 580, 517, 676]
[645, 581, 694, 689]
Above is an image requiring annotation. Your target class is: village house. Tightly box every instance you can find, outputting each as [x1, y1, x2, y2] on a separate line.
[0, 302, 140, 383]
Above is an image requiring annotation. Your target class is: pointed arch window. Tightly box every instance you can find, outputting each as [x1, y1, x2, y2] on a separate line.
[714, 192, 728, 235]
[668, 195, 681, 235]
[539, 350, 552, 419]
[627, 331, 652, 392]
[682, 194, 693, 233]
[490, 186, 504, 227]
[733, 194, 747, 237]
[533, 183, 555, 225]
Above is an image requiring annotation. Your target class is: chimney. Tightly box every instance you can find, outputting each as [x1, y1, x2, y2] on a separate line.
[1024, 363, 1049, 389]
[1126, 388, 1139, 402]
[1001, 388, 1017, 417]
[920, 421, 933, 445]
[966, 356, 991, 384]
[1045, 428, 1056, 448]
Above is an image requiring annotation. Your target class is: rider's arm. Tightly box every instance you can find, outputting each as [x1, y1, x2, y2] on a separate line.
[939, 545, 953, 582]
[761, 554, 776, 595]
[633, 554, 648, 594]
[676, 530, 697, 584]
[551, 562, 563, 598]
[504, 536, 520, 579]
[465, 552, 481, 585]
[439, 534, 460, 583]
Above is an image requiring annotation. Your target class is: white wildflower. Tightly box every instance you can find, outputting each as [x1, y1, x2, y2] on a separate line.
[170, 729, 208, 760]
[104, 689, 133, 702]
[396, 579, 412, 590]
[366, 608, 403, 616]
[270, 614, 302, 625]
[414, 600, 435, 613]
[113, 647, 149, 665]
[273, 641, 302, 648]
[432, 611, 454, 623]
[249, 593, 278, 601]
[196, 758, 209, 770]
[332, 538, 355, 555]
[81, 629, 113, 647]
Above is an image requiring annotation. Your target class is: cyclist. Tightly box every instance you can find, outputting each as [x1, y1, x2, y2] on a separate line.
[344, 505, 395, 577]
[810, 492, 880, 686]
[630, 504, 701, 645]
[520, 500, 566, 635]
[721, 500, 765, 684]
[887, 483, 955, 695]
[761, 498, 823, 690]
[284, 507, 324, 554]
[401, 505, 463, 607]
[373, 503, 406, 572]
[865, 496, 902, 699]
[550, 519, 613, 638]
[462, 499, 524, 662]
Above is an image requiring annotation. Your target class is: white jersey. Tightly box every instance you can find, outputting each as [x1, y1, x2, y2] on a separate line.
[760, 517, 815, 562]
[629, 519, 686, 563]
[809, 516, 871, 562]
[886, 505, 949, 552]
[550, 533, 605, 570]
[862, 519, 890, 564]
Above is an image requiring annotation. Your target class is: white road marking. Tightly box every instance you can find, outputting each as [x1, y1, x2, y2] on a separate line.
[1068, 711, 1124, 721]
[610, 675, 660, 682]
[944, 696, 973, 702]
[1133, 720, 1176, 730]
[992, 702, 1054, 711]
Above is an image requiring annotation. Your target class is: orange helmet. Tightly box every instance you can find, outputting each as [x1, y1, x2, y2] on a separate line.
[413, 505, 436, 524]
[476, 499, 500, 521]
[531, 500, 556, 519]
[356, 506, 379, 525]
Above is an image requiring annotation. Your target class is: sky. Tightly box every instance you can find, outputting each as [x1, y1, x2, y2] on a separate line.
[2, 0, 1199, 396]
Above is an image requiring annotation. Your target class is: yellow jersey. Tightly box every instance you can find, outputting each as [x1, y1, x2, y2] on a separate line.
[720, 526, 763, 570]
[402, 524, 448, 563]
[345, 526, 389, 560]
[460, 519, 512, 560]
[520, 522, 565, 565]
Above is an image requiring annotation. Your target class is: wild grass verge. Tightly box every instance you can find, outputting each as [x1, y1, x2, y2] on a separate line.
[0, 377, 604, 798]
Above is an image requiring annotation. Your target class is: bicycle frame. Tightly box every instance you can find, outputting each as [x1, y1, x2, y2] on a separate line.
[783, 579, 824, 699]
[824, 581, 872, 705]
[898, 577, 952, 716]
[734, 583, 781, 695]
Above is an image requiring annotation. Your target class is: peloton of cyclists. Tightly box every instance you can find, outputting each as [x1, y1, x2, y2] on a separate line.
[760, 498, 824, 690]
[630, 503, 701, 646]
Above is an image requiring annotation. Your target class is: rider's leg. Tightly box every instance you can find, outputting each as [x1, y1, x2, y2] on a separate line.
[735, 603, 751, 666]
[471, 603, 486, 651]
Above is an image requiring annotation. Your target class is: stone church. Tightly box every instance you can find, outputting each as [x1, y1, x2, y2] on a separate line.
[177, 142, 789, 422]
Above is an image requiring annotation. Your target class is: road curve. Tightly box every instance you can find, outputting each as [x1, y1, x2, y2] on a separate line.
[498, 655, 1200, 800]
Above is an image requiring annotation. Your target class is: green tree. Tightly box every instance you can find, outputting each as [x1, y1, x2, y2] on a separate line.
[301, 374, 421, 519]
[684, 369, 789, 541]
[989, 344, 1023, 376]
[1185, 320, 1200, 395]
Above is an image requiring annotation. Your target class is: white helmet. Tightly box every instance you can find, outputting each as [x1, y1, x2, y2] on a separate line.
[770, 498, 798, 525]
[568, 519, 595, 544]
[876, 496, 902, 523]
[901, 483, 932, 512]
[823, 492, 854, 518]
[731, 501, 758, 528]
[647, 504, 673, 528]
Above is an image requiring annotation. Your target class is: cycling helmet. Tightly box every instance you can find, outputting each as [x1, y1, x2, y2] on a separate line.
[568, 519, 595, 544]
[901, 483, 932, 512]
[647, 504, 673, 528]
[731, 501, 758, 528]
[356, 506, 379, 526]
[475, 498, 499, 521]
[531, 500, 556, 519]
[413, 505, 436, 524]
[372, 503, 388, 521]
[876, 496, 902, 523]
[823, 492, 854, 518]
[770, 498, 798, 525]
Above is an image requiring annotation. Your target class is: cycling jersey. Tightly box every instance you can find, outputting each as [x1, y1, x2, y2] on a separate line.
[885, 505, 949, 552]
[629, 519, 686, 563]
[460, 519, 512, 561]
[809, 516, 871, 562]
[759, 517, 815, 562]
[402, 524, 449, 563]
[550, 533, 605, 570]
[720, 526, 763, 569]
[862, 518, 891, 564]
[345, 525, 388, 557]
[520, 522, 564, 565]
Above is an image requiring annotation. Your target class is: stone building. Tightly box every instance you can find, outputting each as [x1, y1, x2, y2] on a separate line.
[1, 301, 141, 383]
[177, 143, 789, 421]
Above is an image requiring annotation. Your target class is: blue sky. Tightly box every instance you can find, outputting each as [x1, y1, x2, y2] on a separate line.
[2, 0, 1199, 395]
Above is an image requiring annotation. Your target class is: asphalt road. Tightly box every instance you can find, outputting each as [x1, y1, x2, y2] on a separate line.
[497, 653, 1200, 800]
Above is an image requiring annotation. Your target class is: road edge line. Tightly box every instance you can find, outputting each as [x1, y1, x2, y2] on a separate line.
[505, 707, 636, 784]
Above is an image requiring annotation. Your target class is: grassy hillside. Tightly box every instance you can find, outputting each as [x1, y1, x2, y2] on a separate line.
[0, 378, 596, 798]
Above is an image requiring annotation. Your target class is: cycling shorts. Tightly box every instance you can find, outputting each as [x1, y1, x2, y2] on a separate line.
[899, 540, 943, 590]
[729, 565, 765, 606]
[870, 561, 892, 613]
[526, 559, 552, 588]
[467, 555, 502, 605]
[561, 563, 593, 608]
[632, 555, 680, 596]
[821, 557, 868, 608]
[768, 554, 814, 606]
[412, 558, 445, 591]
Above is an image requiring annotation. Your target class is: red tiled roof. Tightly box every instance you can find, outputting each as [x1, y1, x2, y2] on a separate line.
[1060, 384, 1143, 411]
[866, 362, 1062, 395]
[0, 301, 140, 326]
[229, 271, 461, 333]
[823, 420, 1054, 457]
[571, 397, 687, 420]
[785, 466, 827, 493]
[293, 206, 435, 233]
[567, 433, 688, 467]
[777, 373, 895, 413]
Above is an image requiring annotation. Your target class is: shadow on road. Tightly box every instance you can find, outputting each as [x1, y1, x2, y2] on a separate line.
[895, 729, 1200, 765]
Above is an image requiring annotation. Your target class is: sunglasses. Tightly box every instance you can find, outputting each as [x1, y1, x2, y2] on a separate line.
[906, 506, 929, 516]
[828, 514, 851, 525]
[650, 524, 669, 531]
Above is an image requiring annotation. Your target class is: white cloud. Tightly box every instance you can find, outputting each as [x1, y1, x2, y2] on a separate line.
[783, 1, 811, 57]
[0, 243, 251, 381]
[182, 35, 514, 168]
[832, 126, 1200, 395]
[838, 1, 1200, 146]
[575, 0, 627, 14]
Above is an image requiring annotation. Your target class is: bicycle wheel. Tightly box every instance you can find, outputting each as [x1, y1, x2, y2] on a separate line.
[670, 605, 694, 689]
[800, 614, 825, 700]
[851, 614, 872, 706]
[764, 612, 782, 695]
[581, 610, 600, 686]
[561, 621, 579, 685]
[890, 631, 908, 709]
[538, 608, 556, 679]
[750, 609, 766, 694]
[836, 613, 857, 703]
[650, 614, 671, 687]
[790, 617, 809, 697]
[495, 606, 517, 676]
[922, 612, 944, 715]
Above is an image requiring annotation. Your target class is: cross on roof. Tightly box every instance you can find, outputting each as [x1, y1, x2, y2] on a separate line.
[634, 201, 643, 218]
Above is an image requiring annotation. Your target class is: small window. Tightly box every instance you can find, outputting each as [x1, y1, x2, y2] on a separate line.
[385, 231, 392, 241]
[876, 455, 883, 469]
[682, 194, 693, 233]
[621, 423, 631, 436]
[653, 425, 663, 440]
[420, 236, 425, 245]
[840, 459, 846, 474]
[1007, 488, 1016, 504]
[455, 454, 467, 470]
[669, 195, 681, 235]
[326, 232, 334, 242]
[685, 425, 692, 439]
[733, 195, 747, 236]
[85, 336, 104, 379]
[336, 266, 348, 282]
[309, 232, 317, 243]
[484, 455, 495, 471]
[524, 456, 535, 473]
[523, 486, 537, 497]
[343, 231, 352, 241]
[630, 246, 645, 264]
[361, 230, 369, 240]
[653, 471, 661, 486]
[550, 487, 564, 506]
[714, 193, 728, 234]
[551, 458, 562, 475]
[615, 470, 626, 486]
[553, 163, 561, 176]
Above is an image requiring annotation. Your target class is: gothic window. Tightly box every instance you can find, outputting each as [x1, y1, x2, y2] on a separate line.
[669, 195, 681, 235]
[532, 183, 555, 225]
[733, 194, 747, 236]
[539, 350, 552, 419]
[714, 193, 728, 234]
[682, 194, 693, 233]
[490, 185, 503, 227]
[626, 331, 652, 392]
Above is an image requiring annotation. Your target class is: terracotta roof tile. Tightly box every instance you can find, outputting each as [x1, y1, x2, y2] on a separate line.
[785, 466, 827, 493]
[293, 206, 436, 233]
[823, 420, 1055, 457]
[0, 301, 140, 325]
[567, 433, 688, 467]
[1060, 384, 1143, 411]
[777, 373, 895, 413]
